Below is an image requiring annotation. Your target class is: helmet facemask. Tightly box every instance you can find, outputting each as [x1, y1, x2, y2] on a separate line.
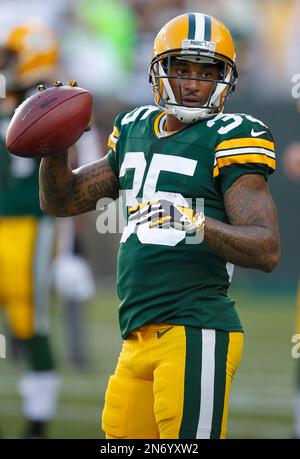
[150, 52, 238, 124]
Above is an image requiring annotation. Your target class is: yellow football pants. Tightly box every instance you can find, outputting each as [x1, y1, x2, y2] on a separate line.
[0, 216, 55, 339]
[102, 324, 243, 439]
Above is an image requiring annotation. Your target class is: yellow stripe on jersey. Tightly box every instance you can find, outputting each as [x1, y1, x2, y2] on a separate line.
[107, 126, 120, 152]
[216, 147, 275, 161]
[113, 126, 119, 138]
[215, 137, 275, 152]
[216, 153, 276, 170]
[154, 111, 166, 137]
[108, 136, 116, 152]
[213, 164, 219, 178]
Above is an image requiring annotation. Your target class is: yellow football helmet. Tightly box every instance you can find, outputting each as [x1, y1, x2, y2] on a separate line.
[2, 19, 59, 89]
[149, 13, 238, 123]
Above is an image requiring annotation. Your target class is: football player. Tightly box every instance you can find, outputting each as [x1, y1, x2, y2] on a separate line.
[39, 13, 280, 438]
[0, 20, 60, 438]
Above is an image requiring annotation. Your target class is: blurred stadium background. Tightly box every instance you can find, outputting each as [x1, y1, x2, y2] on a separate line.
[0, 0, 299, 439]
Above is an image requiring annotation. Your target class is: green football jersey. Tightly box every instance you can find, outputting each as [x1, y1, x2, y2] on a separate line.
[107, 106, 276, 339]
[0, 118, 43, 218]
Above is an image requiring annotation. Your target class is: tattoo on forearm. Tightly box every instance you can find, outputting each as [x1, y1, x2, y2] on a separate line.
[39, 156, 73, 214]
[203, 174, 280, 271]
[39, 155, 119, 216]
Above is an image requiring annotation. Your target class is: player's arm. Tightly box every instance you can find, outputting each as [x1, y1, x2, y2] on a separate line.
[39, 152, 119, 217]
[204, 174, 280, 272]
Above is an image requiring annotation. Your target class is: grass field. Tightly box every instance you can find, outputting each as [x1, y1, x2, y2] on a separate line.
[0, 285, 297, 439]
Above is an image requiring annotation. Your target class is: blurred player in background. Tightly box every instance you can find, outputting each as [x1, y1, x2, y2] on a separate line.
[51, 134, 99, 368]
[52, 216, 95, 368]
[283, 141, 300, 439]
[0, 19, 61, 438]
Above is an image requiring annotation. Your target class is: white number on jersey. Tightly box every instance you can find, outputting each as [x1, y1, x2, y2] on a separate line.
[207, 113, 267, 134]
[120, 152, 197, 246]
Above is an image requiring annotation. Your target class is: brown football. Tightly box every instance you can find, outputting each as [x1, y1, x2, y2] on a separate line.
[6, 85, 93, 158]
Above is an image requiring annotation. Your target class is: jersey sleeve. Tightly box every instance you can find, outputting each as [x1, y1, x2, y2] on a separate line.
[213, 115, 276, 194]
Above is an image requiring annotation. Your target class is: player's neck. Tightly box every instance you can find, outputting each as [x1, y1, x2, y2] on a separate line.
[166, 114, 186, 133]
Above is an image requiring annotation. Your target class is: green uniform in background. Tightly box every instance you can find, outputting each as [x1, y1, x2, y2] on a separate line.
[0, 119, 42, 218]
[0, 117, 59, 439]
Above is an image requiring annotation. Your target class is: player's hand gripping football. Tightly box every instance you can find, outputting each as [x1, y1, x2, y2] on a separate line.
[128, 199, 205, 234]
[6, 79, 93, 158]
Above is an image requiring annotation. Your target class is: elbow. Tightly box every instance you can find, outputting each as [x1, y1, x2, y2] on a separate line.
[39, 189, 54, 215]
[39, 190, 71, 217]
[40, 199, 53, 216]
[261, 247, 280, 273]
[40, 203, 58, 217]
[39, 195, 57, 216]
[40, 199, 52, 216]
[39, 198, 69, 218]
[41, 206, 70, 218]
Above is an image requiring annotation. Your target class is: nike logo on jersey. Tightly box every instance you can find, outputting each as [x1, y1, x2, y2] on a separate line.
[251, 129, 267, 137]
[156, 326, 174, 339]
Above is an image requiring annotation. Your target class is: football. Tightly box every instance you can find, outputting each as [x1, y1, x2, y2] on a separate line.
[6, 83, 93, 158]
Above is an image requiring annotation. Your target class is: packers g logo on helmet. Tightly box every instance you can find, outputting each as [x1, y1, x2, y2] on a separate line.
[149, 13, 238, 124]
